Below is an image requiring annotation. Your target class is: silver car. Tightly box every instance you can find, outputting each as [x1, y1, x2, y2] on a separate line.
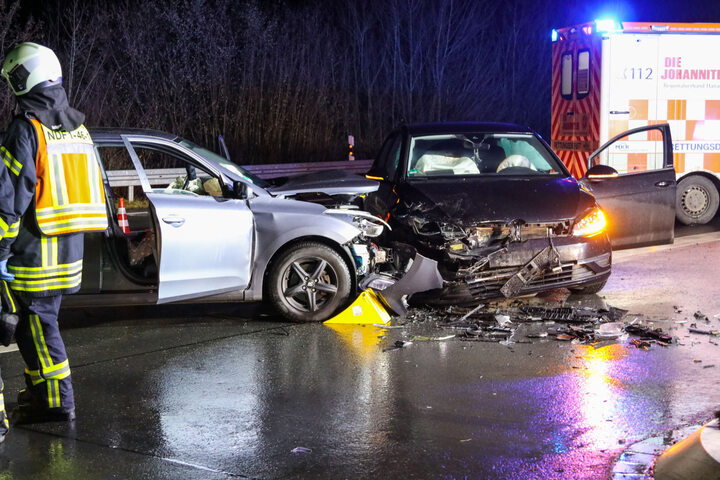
[65, 128, 388, 322]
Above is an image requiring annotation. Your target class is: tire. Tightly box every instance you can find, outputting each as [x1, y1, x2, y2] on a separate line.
[569, 279, 607, 295]
[267, 241, 352, 322]
[676, 176, 719, 225]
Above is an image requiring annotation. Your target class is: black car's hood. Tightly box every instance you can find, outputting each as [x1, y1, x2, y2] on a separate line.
[267, 169, 378, 196]
[397, 176, 596, 224]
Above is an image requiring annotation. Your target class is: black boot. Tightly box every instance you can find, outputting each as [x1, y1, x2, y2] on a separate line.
[12, 404, 75, 424]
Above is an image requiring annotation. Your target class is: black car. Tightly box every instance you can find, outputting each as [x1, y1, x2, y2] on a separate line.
[363, 122, 676, 302]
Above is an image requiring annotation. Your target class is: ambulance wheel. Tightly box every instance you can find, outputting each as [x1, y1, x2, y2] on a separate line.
[267, 241, 352, 322]
[676, 176, 719, 225]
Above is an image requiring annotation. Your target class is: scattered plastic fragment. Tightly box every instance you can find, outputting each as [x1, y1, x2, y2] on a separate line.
[703, 365, 715, 368]
[694, 311, 708, 322]
[291, 447, 312, 454]
[688, 327, 720, 336]
[625, 325, 673, 344]
[495, 315, 512, 327]
[383, 340, 413, 352]
[630, 338, 651, 350]
[596, 322, 623, 339]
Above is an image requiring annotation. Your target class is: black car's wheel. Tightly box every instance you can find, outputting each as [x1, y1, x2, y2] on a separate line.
[569, 279, 607, 295]
[267, 242, 351, 322]
[676, 176, 719, 225]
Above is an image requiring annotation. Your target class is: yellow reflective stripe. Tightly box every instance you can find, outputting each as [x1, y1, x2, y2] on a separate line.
[51, 237, 58, 267]
[36, 217, 108, 235]
[9, 276, 82, 292]
[8, 259, 83, 273]
[50, 153, 69, 206]
[11, 264, 83, 279]
[0, 393, 7, 430]
[25, 367, 45, 386]
[29, 314, 53, 371]
[0, 217, 8, 237]
[41, 237, 49, 268]
[47, 380, 60, 408]
[1, 146, 22, 176]
[42, 359, 70, 380]
[4, 220, 20, 238]
[36, 204, 107, 218]
[3, 281, 15, 313]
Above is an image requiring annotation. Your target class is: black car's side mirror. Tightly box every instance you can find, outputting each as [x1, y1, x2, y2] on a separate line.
[585, 164, 619, 181]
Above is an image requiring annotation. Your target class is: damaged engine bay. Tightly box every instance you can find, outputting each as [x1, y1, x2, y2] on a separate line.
[388, 197, 610, 302]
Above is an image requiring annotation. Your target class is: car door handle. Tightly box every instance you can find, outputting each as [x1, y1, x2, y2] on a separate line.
[654, 180, 673, 188]
[162, 215, 186, 227]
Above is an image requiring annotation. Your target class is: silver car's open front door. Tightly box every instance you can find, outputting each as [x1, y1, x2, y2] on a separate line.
[122, 136, 254, 303]
[579, 124, 675, 250]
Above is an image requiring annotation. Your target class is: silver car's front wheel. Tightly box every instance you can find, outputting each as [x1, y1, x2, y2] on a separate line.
[267, 241, 352, 322]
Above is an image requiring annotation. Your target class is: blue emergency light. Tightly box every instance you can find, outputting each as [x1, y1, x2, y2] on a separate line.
[595, 18, 621, 32]
[551, 29, 559, 42]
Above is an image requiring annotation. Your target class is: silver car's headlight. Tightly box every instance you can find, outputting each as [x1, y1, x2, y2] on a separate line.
[323, 208, 389, 237]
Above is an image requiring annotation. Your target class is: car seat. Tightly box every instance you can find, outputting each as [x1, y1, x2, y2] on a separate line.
[477, 144, 507, 173]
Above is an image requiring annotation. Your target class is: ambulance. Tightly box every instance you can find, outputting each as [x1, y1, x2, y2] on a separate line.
[551, 20, 720, 225]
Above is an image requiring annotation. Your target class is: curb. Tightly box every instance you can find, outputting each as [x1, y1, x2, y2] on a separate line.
[653, 419, 720, 480]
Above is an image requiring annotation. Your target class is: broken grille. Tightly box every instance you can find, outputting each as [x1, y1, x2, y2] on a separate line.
[465, 259, 607, 297]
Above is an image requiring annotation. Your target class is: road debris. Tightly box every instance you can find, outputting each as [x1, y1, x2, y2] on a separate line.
[383, 340, 413, 352]
[291, 447, 312, 454]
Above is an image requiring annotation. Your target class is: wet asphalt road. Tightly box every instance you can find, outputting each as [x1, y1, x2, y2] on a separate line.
[1, 234, 719, 479]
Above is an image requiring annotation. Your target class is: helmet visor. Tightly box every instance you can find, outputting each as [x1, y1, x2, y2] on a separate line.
[6, 64, 30, 94]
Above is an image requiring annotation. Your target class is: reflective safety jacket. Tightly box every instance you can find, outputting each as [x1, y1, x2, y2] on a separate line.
[0, 115, 108, 297]
[29, 118, 107, 235]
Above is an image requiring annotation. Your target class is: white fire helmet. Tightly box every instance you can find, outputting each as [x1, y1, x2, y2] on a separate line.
[1, 42, 62, 96]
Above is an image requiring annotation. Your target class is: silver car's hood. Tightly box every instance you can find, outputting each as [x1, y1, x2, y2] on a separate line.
[266, 170, 378, 196]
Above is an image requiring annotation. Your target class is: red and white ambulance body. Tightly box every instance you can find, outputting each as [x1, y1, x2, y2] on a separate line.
[551, 21, 720, 224]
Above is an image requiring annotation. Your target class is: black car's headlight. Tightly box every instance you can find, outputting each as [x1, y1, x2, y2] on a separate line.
[573, 207, 607, 237]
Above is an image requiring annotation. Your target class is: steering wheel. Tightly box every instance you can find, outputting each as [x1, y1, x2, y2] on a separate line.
[496, 155, 537, 173]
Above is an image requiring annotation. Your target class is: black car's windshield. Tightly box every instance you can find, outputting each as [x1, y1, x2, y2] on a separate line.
[407, 133, 565, 178]
[178, 139, 269, 188]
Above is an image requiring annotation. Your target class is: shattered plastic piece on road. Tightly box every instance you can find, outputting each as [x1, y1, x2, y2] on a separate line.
[625, 325, 673, 343]
[383, 340, 413, 352]
[694, 311, 709, 322]
[458, 304, 485, 323]
[596, 322, 624, 339]
[526, 332, 549, 338]
[495, 315, 512, 327]
[630, 338, 651, 350]
[556, 334, 574, 341]
[689, 327, 720, 336]
[703, 365, 715, 368]
[291, 447, 312, 454]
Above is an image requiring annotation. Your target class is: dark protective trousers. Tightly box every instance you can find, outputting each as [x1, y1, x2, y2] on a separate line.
[0, 371, 7, 435]
[13, 294, 74, 412]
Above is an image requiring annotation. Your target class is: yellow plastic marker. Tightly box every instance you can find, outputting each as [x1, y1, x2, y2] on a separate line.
[323, 288, 392, 325]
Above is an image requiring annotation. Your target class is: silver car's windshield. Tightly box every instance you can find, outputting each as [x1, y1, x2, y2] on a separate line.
[407, 133, 565, 177]
[178, 139, 269, 188]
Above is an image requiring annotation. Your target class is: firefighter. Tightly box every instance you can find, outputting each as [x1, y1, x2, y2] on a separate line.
[0, 42, 108, 428]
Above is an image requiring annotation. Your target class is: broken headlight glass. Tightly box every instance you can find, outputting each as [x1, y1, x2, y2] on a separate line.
[410, 217, 465, 239]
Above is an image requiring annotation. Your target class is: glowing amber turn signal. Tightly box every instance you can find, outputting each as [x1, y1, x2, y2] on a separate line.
[573, 207, 607, 237]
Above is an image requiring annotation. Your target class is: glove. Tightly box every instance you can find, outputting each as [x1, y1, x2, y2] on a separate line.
[0, 259, 14, 281]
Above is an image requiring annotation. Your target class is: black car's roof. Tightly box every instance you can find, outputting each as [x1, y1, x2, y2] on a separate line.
[403, 122, 534, 136]
[88, 127, 179, 143]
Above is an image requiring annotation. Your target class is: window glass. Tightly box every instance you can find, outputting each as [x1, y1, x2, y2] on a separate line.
[407, 133, 564, 177]
[561, 53, 573, 98]
[577, 50, 590, 96]
[381, 134, 403, 180]
[131, 145, 223, 197]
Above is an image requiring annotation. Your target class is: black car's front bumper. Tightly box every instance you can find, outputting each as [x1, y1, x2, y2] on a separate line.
[412, 234, 611, 304]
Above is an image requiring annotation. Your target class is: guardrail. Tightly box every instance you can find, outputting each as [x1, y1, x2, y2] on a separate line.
[106, 159, 374, 201]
